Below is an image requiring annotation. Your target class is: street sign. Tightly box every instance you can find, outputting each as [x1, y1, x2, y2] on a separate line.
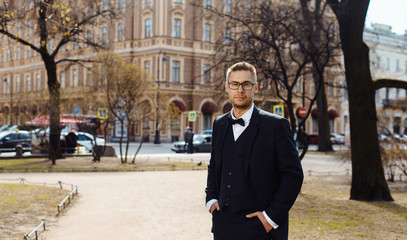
[273, 105, 284, 117]
[98, 108, 108, 119]
[298, 107, 307, 118]
[188, 111, 197, 122]
[73, 106, 80, 115]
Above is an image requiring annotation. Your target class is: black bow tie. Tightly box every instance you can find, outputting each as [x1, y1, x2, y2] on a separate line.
[229, 116, 245, 126]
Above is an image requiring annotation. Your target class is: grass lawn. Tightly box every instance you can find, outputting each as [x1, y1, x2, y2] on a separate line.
[290, 175, 407, 239]
[0, 156, 207, 172]
[0, 183, 69, 240]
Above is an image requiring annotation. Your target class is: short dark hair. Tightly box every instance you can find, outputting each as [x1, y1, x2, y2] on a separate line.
[226, 62, 257, 82]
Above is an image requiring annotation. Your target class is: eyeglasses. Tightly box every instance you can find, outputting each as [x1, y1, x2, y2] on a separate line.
[228, 81, 256, 90]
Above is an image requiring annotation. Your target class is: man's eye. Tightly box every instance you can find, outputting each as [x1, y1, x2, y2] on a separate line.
[242, 83, 251, 88]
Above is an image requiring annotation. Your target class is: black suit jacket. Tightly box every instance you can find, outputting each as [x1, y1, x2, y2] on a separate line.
[205, 106, 303, 235]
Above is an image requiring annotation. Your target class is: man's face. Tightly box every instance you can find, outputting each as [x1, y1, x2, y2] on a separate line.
[225, 70, 258, 110]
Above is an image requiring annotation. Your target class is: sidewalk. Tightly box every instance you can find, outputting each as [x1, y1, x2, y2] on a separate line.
[1, 153, 350, 240]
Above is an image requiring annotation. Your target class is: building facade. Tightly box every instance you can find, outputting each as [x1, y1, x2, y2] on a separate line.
[0, 0, 346, 142]
[364, 23, 407, 136]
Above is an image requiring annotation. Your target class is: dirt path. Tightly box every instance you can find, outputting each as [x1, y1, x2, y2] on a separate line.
[1, 153, 350, 240]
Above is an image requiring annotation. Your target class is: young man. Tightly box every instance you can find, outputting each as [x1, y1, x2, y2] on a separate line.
[205, 62, 303, 240]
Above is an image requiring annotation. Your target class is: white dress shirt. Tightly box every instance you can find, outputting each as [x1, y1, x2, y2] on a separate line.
[206, 104, 279, 229]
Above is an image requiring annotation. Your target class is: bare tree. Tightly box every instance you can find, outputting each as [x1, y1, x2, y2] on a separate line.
[0, 0, 119, 163]
[92, 52, 156, 164]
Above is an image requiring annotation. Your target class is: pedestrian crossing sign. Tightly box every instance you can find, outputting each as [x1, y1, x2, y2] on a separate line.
[188, 111, 197, 122]
[98, 108, 108, 119]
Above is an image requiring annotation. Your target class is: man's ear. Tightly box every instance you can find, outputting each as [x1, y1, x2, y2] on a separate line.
[254, 82, 259, 93]
[225, 81, 229, 93]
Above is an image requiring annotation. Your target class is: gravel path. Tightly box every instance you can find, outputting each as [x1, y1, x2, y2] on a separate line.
[1, 153, 350, 240]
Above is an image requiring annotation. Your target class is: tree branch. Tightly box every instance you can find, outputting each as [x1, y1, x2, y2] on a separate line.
[373, 78, 407, 91]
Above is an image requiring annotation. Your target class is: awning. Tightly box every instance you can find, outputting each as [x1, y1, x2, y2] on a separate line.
[26, 115, 88, 125]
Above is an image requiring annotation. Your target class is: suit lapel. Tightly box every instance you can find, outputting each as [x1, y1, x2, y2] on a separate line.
[243, 106, 260, 174]
[215, 113, 230, 172]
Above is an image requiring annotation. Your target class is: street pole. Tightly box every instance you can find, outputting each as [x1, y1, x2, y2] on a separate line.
[154, 52, 167, 144]
[3, 78, 13, 125]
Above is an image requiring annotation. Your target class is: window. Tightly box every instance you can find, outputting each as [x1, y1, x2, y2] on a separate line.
[26, 76, 31, 92]
[386, 57, 390, 70]
[103, 0, 108, 11]
[16, 47, 20, 60]
[405, 61, 407, 73]
[145, 18, 151, 38]
[205, 0, 211, 9]
[27, 20, 32, 33]
[172, 61, 180, 83]
[102, 27, 107, 44]
[73, 36, 78, 49]
[17, 23, 20, 34]
[203, 64, 211, 84]
[173, 19, 181, 38]
[312, 117, 317, 132]
[48, 39, 54, 52]
[204, 23, 211, 42]
[87, 69, 92, 86]
[174, 0, 181, 3]
[36, 73, 40, 91]
[146, 0, 151, 3]
[88, 3, 93, 15]
[73, 69, 78, 87]
[60, 72, 65, 88]
[118, 0, 124, 8]
[144, 60, 151, 77]
[16, 77, 20, 93]
[6, 48, 10, 62]
[376, 56, 381, 68]
[396, 59, 400, 71]
[225, 27, 231, 45]
[27, 46, 31, 58]
[87, 30, 92, 45]
[226, 0, 232, 12]
[118, 23, 124, 42]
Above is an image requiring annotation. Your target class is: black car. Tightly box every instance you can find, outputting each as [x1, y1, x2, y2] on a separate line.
[0, 131, 32, 154]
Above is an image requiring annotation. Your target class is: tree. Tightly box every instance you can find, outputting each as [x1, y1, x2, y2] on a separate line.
[326, 0, 407, 200]
[198, 0, 340, 158]
[91, 52, 157, 164]
[0, 0, 118, 163]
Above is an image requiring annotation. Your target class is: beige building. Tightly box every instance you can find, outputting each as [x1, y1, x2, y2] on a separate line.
[0, 0, 344, 142]
[364, 23, 407, 136]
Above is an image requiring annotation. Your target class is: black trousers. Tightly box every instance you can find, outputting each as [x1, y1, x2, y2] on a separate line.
[212, 207, 270, 240]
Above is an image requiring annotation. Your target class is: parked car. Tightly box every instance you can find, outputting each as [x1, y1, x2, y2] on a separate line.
[61, 131, 105, 153]
[0, 130, 32, 154]
[171, 134, 212, 153]
[331, 133, 345, 144]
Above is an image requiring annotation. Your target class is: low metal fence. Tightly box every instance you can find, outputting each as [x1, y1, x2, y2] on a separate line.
[57, 185, 78, 215]
[23, 219, 45, 240]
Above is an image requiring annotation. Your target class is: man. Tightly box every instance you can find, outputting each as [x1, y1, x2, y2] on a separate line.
[184, 127, 194, 153]
[205, 62, 303, 240]
[65, 129, 78, 154]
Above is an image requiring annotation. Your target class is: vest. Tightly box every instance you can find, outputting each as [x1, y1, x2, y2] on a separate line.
[218, 123, 259, 213]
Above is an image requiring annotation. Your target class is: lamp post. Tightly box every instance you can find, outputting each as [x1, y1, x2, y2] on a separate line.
[3, 78, 13, 125]
[154, 53, 167, 144]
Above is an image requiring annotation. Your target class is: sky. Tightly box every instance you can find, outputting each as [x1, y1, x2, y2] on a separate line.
[365, 0, 407, 35]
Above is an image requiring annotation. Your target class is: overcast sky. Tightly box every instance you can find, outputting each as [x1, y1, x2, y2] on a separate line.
[365, 0, 407, 34]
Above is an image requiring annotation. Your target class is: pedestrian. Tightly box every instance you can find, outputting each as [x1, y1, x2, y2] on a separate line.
[188, 128, 194, 154]
[205, 62, 303, 240]
[65, 129, 78, 153]
[184, 126, 194, 153]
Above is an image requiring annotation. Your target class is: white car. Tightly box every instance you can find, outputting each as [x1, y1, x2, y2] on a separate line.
[62, 131, 105, 153]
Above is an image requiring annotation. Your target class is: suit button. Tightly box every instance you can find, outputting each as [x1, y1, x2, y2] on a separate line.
[227, 185, 231, 188]
[228, 172, 232, 176]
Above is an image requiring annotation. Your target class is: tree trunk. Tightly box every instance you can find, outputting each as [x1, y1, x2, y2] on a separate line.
[333, 0, 393, 201]
[43, 56, 63, 164]
[316, 77, 333, 152]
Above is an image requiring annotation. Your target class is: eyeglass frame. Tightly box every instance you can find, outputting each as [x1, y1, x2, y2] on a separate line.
[227, 81, 256, 91]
